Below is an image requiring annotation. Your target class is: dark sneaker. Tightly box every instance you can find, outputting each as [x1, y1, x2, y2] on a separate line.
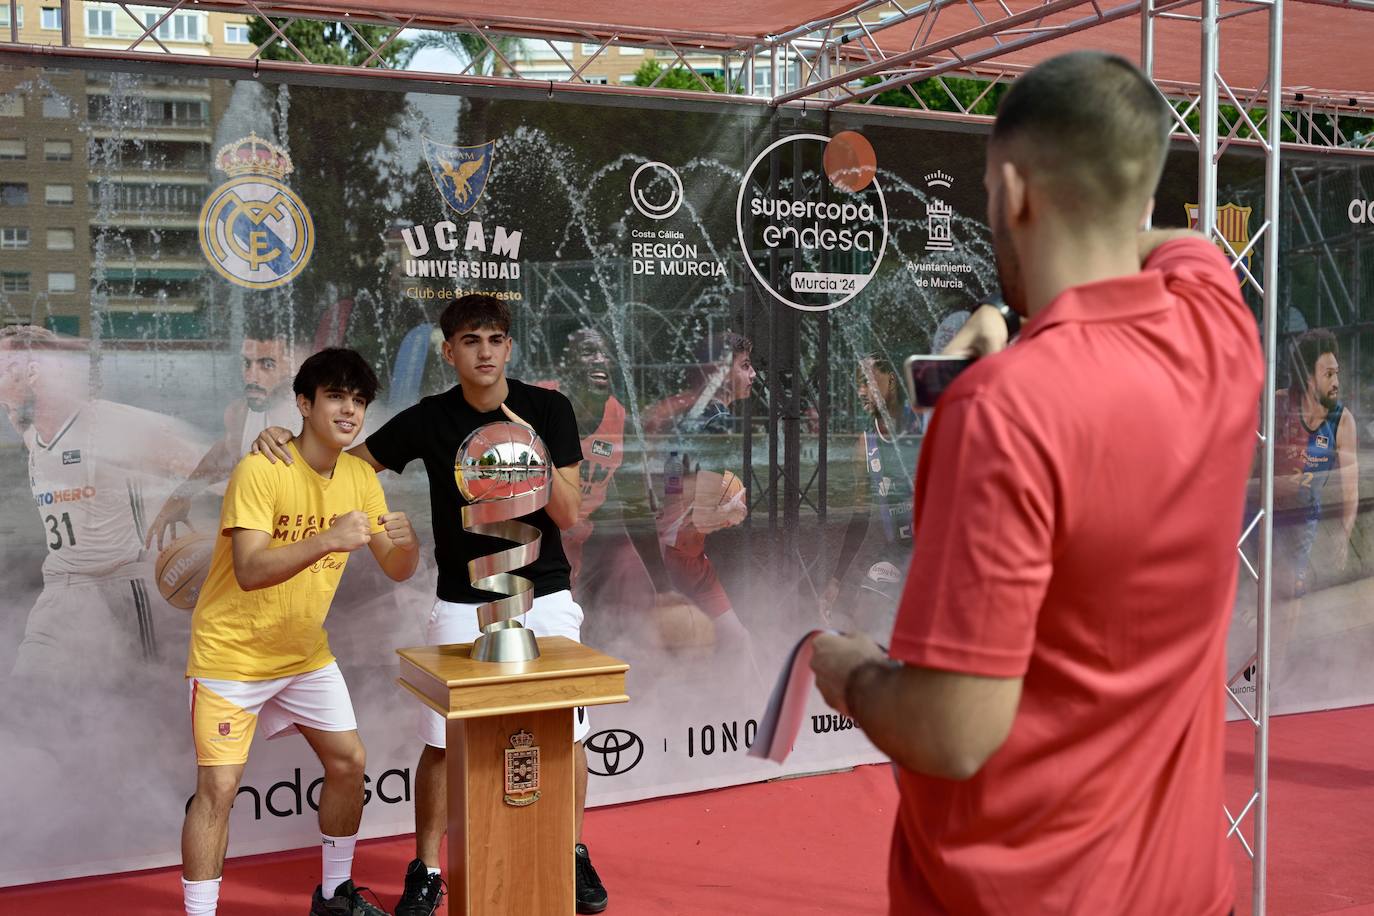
[575, 843, 608, 914]
[395, 859, 446, 916]
[310, 879, 391, 916]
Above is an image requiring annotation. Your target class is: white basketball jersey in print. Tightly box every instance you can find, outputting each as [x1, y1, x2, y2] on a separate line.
[27, 400, 202, 580]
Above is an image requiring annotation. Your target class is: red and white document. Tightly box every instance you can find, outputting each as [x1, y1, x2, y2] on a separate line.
[749, 629, 837, 763]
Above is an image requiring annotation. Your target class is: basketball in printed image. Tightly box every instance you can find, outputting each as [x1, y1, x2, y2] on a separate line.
[156, 532, 216, 610]
[823, 130, 877, 193]
[653, 591, 716, 651]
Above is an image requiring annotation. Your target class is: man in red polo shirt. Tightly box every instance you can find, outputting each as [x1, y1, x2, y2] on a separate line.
[811, 51, 1262, 914]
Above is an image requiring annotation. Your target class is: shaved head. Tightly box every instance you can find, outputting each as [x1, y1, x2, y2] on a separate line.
[991, 51, 1172, 230]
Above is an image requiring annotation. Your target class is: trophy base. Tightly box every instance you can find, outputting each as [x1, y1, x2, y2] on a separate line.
[472, 623, 541, 663]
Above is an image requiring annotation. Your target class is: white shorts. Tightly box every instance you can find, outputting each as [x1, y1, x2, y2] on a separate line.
[12, 576, 160, 680]
[419, 589, 590, 747]
[189, 661, 357, 766]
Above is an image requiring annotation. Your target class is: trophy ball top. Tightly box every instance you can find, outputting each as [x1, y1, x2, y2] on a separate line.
[454, 420, 551, 503]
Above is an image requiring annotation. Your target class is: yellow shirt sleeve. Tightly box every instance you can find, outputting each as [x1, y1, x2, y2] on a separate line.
[220, 455, 279, 535]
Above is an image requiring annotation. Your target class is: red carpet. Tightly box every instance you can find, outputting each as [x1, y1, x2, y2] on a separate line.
[4, 707, 1371, 915]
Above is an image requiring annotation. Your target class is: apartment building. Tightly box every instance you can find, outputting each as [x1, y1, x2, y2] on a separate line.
[0, 1, 253, 338]
[508, 42, 767, 93]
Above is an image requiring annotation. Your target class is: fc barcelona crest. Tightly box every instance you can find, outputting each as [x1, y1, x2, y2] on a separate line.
[504, 729, 541, 807]
[1185, 202, 1254, 269]
[423, 137, 495, 216]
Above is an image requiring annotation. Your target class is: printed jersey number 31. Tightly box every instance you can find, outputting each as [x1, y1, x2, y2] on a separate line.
[45, 512, 76, 550]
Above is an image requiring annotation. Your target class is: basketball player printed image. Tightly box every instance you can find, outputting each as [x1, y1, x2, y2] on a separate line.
[819, 353, 920, 636]
[179, 348, 419, 916]
[641, 331, 756, 659]
[1273, 329, 1358, 670]
[0, 326, 207, 683]
[146, 310, 306, 552]
[535, 328, 686, 649]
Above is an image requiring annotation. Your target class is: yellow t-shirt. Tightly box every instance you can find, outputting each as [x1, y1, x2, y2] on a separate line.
[187, 443, 388, 680]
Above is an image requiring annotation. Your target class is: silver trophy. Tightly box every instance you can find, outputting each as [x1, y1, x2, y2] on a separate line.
[455, 421, 551, 663]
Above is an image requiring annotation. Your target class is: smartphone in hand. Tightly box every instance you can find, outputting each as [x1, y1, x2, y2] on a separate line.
[904, 354, 972, 409]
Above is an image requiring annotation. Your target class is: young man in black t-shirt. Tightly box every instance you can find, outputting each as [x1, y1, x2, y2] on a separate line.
[252, 295, 608, 915]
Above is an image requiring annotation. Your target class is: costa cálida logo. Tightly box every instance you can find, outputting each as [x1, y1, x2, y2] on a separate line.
[199, 133, 314, 289]
[736, 131, 888, 312]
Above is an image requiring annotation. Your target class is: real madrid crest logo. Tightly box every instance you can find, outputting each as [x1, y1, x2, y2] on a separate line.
[199, 133, 314, 289]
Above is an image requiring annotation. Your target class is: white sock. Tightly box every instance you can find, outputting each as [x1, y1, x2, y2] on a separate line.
[182, 876, 221, 916]
[427, 866, 441, 876]
[321, 832, 358, 900]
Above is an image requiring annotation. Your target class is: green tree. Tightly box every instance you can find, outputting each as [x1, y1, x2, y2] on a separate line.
[398, 30, 525, 76]
[632, 59, 730, 94]
[243, 17, 412, 370]
[246, 18, 409, 67]
[861, 74, 1007, 115]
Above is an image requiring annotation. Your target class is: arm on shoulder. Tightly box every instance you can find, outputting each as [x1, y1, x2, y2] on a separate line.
[348, 440, 385, 472]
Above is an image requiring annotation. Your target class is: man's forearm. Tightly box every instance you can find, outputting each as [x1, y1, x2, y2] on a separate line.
[846, 660, 965, 778]
[546, 466, 582, 530]
[234, 534, 335, 591]
[1343, 473, 1359, 537]
[832, 509, 869, 583]
[175, 440, 236, 497]
[846, 661, 1020, 781]
[378, 541, 420, 582]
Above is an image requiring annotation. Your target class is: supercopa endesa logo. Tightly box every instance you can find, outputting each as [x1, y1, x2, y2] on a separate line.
[199, 133, 314, 290]
[736, 131, 887, 312]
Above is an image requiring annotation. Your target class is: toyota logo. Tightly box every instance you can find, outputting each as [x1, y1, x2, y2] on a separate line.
[585, 729, 644, 776]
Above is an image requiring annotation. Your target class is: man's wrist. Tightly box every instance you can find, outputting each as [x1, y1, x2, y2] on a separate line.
[991, 300, 1020, 339]
[844, 657, 896, 721]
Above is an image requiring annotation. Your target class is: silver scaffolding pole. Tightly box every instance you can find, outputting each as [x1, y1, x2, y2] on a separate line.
[1255, 2, 1283, 910]
[1188, 0, 1281, 909]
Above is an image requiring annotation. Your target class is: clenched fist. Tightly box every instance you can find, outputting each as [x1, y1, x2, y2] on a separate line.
[324, 510, 372, 553]
[380, 511, 417, 551]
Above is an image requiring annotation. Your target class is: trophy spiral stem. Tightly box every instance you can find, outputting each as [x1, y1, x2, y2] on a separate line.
[461, 485, 550, 662]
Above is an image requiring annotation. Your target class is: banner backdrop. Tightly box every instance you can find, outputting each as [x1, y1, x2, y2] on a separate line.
[0, 60, 1370, 886]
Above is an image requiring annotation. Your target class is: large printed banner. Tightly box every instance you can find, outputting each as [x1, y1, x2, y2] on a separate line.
[0, 62, 1371, 886]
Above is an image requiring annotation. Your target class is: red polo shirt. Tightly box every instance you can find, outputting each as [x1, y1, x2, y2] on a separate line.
[888, 237, 1262, 914]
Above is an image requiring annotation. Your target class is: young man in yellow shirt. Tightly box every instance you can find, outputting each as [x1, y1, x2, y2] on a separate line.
[179, 348, 420, 916]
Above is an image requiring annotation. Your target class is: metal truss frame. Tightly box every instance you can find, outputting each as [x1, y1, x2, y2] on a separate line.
[5, 0, 1370, 154]
[1163, 0, 1281, 911]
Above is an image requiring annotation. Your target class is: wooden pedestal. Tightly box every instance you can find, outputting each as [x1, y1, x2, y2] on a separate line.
[397, 636, 629, 916]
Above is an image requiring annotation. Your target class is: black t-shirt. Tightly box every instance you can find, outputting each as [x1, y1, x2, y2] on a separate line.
[365, 378, 583, 604]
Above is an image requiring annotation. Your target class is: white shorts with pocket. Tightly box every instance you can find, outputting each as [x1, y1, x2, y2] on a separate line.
[419, 589, 590, 747]
[189, 661, 357, 766]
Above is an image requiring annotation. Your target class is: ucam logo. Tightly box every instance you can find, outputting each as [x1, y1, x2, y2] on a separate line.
[397, 136, 524, 284]
[1351, 199, 1374, 224]
[736, 131, 888, 312]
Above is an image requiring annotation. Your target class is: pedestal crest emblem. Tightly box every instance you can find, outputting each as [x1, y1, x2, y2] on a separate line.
[504, 729, 541, 807]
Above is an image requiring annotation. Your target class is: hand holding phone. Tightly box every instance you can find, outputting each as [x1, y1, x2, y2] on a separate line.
[904, 354, 972, 409]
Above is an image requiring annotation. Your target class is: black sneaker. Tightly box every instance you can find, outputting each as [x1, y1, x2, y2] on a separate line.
[310, 879, 391, 916]
[395, 859, 446, 916]
[575, 843, 608, 914]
